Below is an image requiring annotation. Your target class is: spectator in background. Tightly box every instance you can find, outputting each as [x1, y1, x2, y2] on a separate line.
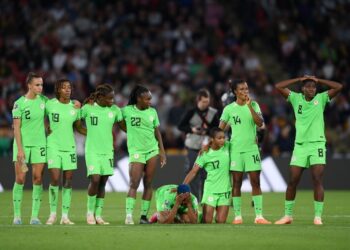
[178, 89, 220, 201]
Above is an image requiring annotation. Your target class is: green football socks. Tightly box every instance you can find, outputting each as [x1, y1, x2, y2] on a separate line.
[285, 200, 295, 217]
[87, 195, 97, 214]
[314, 201, 324, 218]
[49, 185, 59, 214]
[232, 197, 242, 217]
[253, 195, 263, 216]
[62, 188, 72, 216]
[141, 200, 151, 217]
[31, 185, 43, 218]
[126, 197, 136, 216]
[95, 198, 104, 218]
[13, 183, 24, 218]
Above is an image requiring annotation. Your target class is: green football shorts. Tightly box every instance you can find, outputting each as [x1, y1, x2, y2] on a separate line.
[47, 148, 77, 171]
[201, 191, 231, 207]
[85, 153, 114, 176]
[290, 142, 326, 168]
[13, 143, 46, 164]
[230, 149, 261, 172]
[129, 149, 159, 164]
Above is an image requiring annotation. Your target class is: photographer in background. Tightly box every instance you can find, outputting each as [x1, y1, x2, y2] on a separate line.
[178, 89, 220, 201]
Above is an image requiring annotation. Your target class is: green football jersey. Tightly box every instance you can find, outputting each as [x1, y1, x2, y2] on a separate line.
[195, 142, 231, 194]
[12, 95, 48, 147]
[122, 105, 160, 154]
[220, 101, 261, 152]
[288, 91, 329, 143]
[81, 103, 123, 154]
[156, 185, 199, 213]
[46, 98, 80, 151]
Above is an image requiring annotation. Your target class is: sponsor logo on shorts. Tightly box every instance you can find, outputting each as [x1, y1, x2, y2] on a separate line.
[291, 156, 296, 162]
[231, 161, 236, 167]
[134, 154, 139, 159]
[108, 112, 114, 118]
[48, 159, 53, 164]
[149, 116, 154, 122]
[208, 196, 214, 202]
[88, 165, 94, 171]
[40, 103, 45, 109]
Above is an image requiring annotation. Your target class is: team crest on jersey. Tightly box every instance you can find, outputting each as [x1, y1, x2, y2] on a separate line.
[134, 154, 139, 159]
[231, 161, 236, 167]
[314, 100, 319, 105]
[70, 110, 76, 115]
[40, 103, 45, 109]
[163, 200, 170, 210]
[207, 196, 214, 202]
[108, 112, 114, 118]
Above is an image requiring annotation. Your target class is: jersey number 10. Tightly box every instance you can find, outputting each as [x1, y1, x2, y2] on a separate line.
[90, 116, 98, 126]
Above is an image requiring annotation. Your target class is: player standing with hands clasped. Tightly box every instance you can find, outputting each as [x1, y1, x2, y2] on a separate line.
[274, 76, 342, 225]
[183, 127, 231, 223]
[123, 85, 166, 225]
[219, 79, 271, 225]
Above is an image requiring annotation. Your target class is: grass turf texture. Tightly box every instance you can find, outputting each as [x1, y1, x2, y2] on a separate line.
[0, 191, 349, 250]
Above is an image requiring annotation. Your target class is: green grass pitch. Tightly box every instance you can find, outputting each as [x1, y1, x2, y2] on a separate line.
[0, 191, 349, 250]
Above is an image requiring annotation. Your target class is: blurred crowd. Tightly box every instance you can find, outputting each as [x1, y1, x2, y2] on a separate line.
[0, 0, 349, 157]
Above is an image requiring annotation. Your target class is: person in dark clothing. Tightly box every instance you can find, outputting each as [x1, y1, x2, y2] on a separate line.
[178, 89, 220, 201]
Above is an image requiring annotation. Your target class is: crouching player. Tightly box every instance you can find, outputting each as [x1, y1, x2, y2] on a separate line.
[184, 127, 231, 223]
[149, 184, 198, 224]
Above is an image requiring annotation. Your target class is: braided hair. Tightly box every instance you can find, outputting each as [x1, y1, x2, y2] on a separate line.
[84, 84, 114, 104]
[54, 79, 72, 99]
[128, 85, 150, 105]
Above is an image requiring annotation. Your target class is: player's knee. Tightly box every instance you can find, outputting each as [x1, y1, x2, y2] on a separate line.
[250, 179, 260, 188]
[15, 178, 25, 185]
[50, 179, 59, 186]
[90, 177, 100, 187]
[129, 179, 139, 190]
[33, 175, 42, 184]
[63, 179, 72, 188]
[233, 181, 242, 188]
[143, 179, 153, 189]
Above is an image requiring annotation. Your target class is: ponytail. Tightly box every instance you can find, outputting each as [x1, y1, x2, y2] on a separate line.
[128, 85, 149, 105]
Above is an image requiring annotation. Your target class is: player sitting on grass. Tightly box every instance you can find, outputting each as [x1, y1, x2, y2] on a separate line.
[183, 127, 231, 223]
[149, 184, 198, 224]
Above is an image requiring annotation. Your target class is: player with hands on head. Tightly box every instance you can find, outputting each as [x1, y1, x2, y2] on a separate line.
[183, 127, 231, 223]
[219, 79, 271, 225]
[274, 75, 342, 225]
[149, 184, 198, 224]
